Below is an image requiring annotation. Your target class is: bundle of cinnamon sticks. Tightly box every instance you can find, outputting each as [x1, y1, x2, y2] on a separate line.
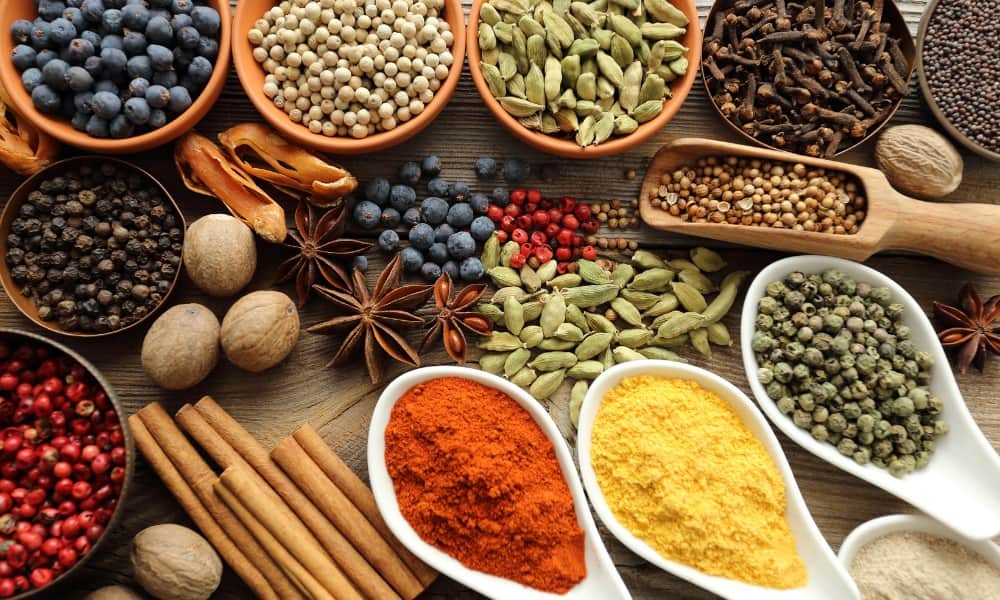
[129, 397, 436, 600]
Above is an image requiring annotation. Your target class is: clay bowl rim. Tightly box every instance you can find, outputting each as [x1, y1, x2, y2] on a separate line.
[231, 0, 467, 155]
[466, 0, 703, 159]
[0, 0, 231, 155]
[701, 0, 916, 157]
[0, 156, 187, 338]
[915, 0, 1000, 163]
[0, 327, 134, 600]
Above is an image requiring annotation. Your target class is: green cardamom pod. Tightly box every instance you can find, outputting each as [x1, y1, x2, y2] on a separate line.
[628, 267, 674, 291]
[479, 331, 525, 351]
[498, 96, 543, 117]
[671, 281, 708, 312]
[596, 76, 616, 100]
[593, 111, 615, 144]
[522, 300, 544, 322]
[677, 269, 715, 295]
[536, 260, 558, 282]
[507, 72, 527, 98]
[519, 15, 545, 37]
[530, 351, 578, 371]
[568, 37, 600, 56]
[553, 0, 571, 16]
[613, 346, 646, 363]
[561, 54, 581, 87]
[575, 331, 614, 359]
[611, 263, 634, 288]
[702, 271, 749, 324]
[650, 310, 681, 330]
[504, 296, 526, 335]
[521, 264, 542, 292]
[643, 292, 679, 317]
[652, 40, 686, 64]
[649, 332, 688, 348]
[540, 290, 567, 336]
[542, 11, 575, 47]
[479, 23, 498, 50]
[706, 321, 732, 346]
[608, 14, 641, 46]
[611, 297, 643, 326]
[489, 266, 523, 288]
[690, 327, 712, 358]
[570, 1, 600, 25]
[492, 285, 529, 304]
[616, 328, 652, 348]
[636, 38, 651, 63]
[569, 380, 588, 428]
[656, 311, 705, 339]
[609, 0, 639, 9]
[538, 338, 577, 350]
[690, 247, 727, 272]
[510, 366, 538, 388]
[632, 99, 663, 123]
[545, 30, 564, 58]
[501, 347, 530, 377]
[498, 52, 518, 79]
[645, 0, 689, 25]
[544, 56, 562, 102]
[482, 62, 507, 97]
[555, 87, 577, 109]
[492, 0, 529, 14]
[553, 108, 579, 131]
[494, 21, 514, 44]
[574, 100, 597, 116]
[548, 273, 583, 288]
[554, 322, 585, 342]
[527, 33, 547, 67]
[577, 260, 612, 284]
[576, 114, 597, 146]
[477, 302, 505, 323]
[478, 351, 510, 375]
[585, 312, 617, 334]
[512, 26, 529, 73]
[518, 113, 543, 131]
[614, 114, 638, 134]
[668, 56, 688, 76]
[591, 28, 614, 50]
[576, 72, 597, 101]
[610, 34, 634, 67]
[596, 96, 614, 111]
[667, 257, 699, 271]
[480, 2, 502, 25]
[520, 325, 544, 348]
[600, 346, 615, 370]
[530, 369, 566, 400]
[596, 51, 624, 86]
[482, 47, 500, 66]
[638, 74, 666, 104]
[564, 11, 589, 37]
[565, 303, 590, 332]
[533, 0, 553, 22]
[481, 233, 500, 270]
[632, 249, 667, 269]
[567, 360, 603, 380]
[640, 22, 685, 40]
[620, 288, 658, 310]
[638, 347, 686, 362]
[563, 283, 620, 307]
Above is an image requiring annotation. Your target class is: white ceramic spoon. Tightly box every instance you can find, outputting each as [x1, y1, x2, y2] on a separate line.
[577, 360, 860, 600]
[838, 513, 1000, 577]
[741, 255, 1000, 541]
[367, 365, 631, 600]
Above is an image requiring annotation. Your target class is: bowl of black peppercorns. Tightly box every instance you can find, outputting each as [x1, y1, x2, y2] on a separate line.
[0, 156, 185, 337]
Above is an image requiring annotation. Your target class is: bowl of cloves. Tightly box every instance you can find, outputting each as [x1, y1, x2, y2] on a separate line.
[702, 0, 915, 158]
[0, 157, 186, 337]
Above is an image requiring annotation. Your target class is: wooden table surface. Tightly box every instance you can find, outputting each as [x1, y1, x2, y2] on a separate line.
[2, 0, 998, 597]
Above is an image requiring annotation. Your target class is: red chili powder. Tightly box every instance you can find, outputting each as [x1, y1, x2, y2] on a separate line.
[384, 377, 587, 594]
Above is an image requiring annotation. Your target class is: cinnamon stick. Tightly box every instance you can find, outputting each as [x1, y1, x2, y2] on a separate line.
[219, 465, 362, 600]
[129, 414, 278, 600]
[214, 483, 333, 600]
[272, 437, 424, 599]
[292, 425, 437, 587]
[187, 397, 401, 600]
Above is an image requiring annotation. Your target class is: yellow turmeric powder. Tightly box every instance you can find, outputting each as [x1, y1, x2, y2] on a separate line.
[591, 376, 807, 589]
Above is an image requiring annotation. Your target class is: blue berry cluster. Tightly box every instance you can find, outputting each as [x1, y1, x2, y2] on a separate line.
[349, 156, 497, 282]
[10, 0, 221, 139]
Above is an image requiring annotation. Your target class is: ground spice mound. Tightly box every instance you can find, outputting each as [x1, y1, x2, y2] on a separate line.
[591, 376, 807, 589]
[384, 377, 587, 593]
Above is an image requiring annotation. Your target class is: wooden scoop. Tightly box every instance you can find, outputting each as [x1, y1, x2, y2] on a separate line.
[639, 138, 1000, 275]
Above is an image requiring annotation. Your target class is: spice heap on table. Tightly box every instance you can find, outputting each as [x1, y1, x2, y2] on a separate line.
[591, 375, 807, 589]
[384, 377, 587, 593]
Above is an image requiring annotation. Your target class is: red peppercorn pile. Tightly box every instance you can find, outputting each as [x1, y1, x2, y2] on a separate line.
[0, 340, 126, 597]
[485, 189, 600, 273]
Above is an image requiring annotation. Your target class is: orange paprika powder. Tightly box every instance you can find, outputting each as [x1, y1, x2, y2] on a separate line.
[384, 377, 587, 594]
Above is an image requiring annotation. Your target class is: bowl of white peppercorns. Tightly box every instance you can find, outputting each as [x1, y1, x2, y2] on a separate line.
[233, 0, 465, 154]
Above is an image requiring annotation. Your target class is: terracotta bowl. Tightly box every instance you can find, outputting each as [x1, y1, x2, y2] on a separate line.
[0, 0, 231, 154]
[0, 327, 134, 600]
[702, 0, 915, 157]
[232, 0, 466, 155]
[467, 0, 701, 159]
[0, 157, 186, 338]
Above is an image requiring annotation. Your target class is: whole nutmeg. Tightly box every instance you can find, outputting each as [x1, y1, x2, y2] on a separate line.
[141, 304, 220, 390]
[875, 124, 963, 199]
[84, 585, 145, 600]
[131, 524, 222, 600]
[183, 214, 257, 297]
[221, 291, 300, 372]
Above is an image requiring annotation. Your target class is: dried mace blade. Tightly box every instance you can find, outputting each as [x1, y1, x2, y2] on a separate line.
[308, 253, 434, 384]
[933, 283, 1000, 374]
[420, 273, 492, 364]
[277, 201, 373, 306]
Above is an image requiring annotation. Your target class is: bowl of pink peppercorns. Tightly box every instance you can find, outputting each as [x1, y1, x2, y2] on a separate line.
[0, 329, 131, 598]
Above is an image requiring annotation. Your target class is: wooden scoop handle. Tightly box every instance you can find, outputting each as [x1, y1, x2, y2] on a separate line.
[882, 197, 1000, 275]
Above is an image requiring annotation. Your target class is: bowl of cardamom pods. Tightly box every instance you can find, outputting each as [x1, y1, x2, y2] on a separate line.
[468, 0, 701, 158]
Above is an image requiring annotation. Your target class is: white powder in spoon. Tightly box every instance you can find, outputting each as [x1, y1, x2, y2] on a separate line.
[850, 531, 1000, 600]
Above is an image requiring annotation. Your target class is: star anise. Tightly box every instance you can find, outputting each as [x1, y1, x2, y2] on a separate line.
[933, 283, 1000, 374]
[307, 253, 434, 384]
[419, 273, 493, 363]
[276, 200, 373, 307]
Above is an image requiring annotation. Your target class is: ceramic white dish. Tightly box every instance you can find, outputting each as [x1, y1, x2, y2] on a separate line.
[741, 255, 1000, 540]
[367, 366, 631, 600]
[838, 513, 1000, 577]
[576, 360, 859, 600]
